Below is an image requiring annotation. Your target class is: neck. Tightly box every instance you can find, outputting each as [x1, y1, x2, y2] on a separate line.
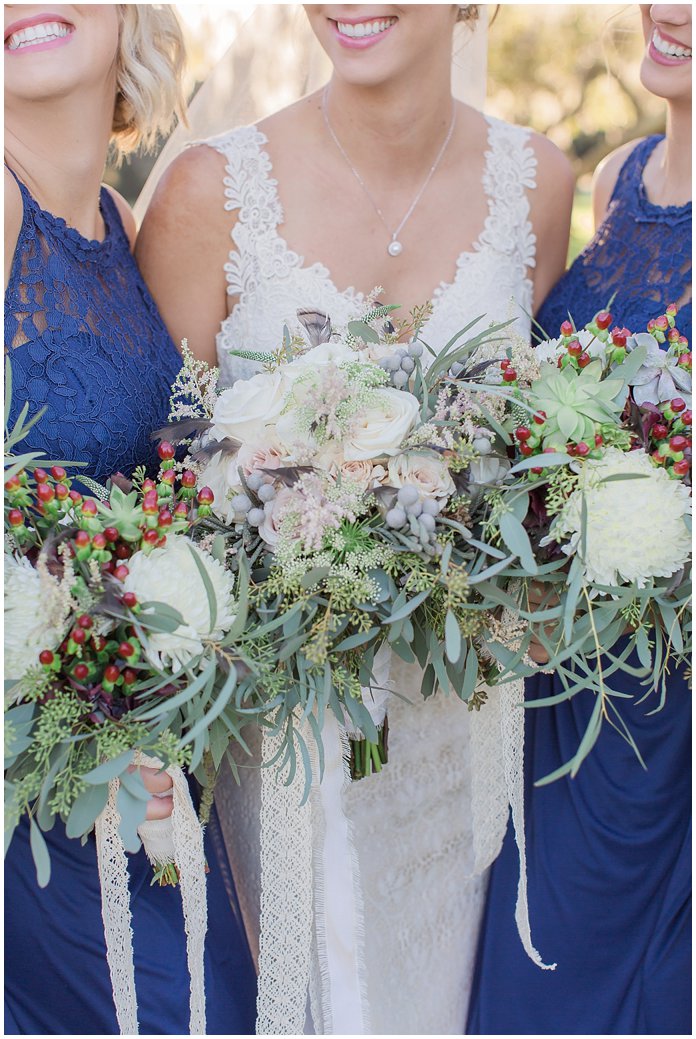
[4, 91, 115, 239]
[661, 100, 692, 203]
[323, 68, 455, 177]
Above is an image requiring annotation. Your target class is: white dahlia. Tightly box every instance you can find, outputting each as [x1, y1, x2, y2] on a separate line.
[122, 538, 236, 670]
[550, 447, 692, 587]
[4, 554, 64, 682]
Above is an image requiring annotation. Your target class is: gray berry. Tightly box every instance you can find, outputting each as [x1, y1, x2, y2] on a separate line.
[246, 472, 264, 492]
[421, 498, 440, 516]
[247, 508, 266, 527]
[400, 356, 415, 374]
[392, 370, 409, 389]
[397, 485, 420, 507]
[408, 341, 424, 358]
[386, 507, 407, 528]
[408, 499, 423, 518]
[449, 362, 464, 378]
[230, 493, 252, 515]
[257, 483, 276, 503]
[473, 437, 492, 455]
[419, 513, 436, 532]
[384, 355, 402, 372]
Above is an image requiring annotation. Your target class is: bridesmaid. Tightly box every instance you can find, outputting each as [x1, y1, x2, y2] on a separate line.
[468, 5, 691, 1034]
[4, 5, 256, 1033]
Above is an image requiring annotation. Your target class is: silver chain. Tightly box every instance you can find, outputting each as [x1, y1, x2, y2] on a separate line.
[321, 87, 457, 256]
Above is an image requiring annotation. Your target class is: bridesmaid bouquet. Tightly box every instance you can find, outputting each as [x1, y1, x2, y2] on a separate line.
[475, 305, 692, 777]
[4, 411, 267, 885]
[163, 302, 522, 785]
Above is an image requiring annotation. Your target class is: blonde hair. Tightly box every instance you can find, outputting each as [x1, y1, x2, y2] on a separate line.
[112, 4, 187, 160]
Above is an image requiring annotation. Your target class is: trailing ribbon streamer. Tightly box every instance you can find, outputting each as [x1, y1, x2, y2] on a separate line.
[94, 755, 208, 1034]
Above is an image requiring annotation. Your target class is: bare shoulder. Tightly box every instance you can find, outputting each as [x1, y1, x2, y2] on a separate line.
[142, 143, 228, 231]
[4, 167, 23, 290]
[103, 184, 136, 248]
[592, 138, 645, 227]
[527, 130, 575, 201]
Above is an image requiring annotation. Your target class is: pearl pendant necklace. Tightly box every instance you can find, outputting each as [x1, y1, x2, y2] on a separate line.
[322, 89, 456, 258]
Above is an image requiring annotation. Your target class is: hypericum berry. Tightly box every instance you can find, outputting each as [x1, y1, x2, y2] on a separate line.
[567, 339, 582, 357]
[141, 478, 157, 493]
[651, 450, 667, 465]
[159, 469, 176, 485]
[610, 327, 628, 347]
[34, 467, 49, 484]
[594, 434, 604, 447]
[575, 442, 590, 457]
[577, 352, 591, 368]
[74, 530, 91, 548]
[122, 668, 137, 685]
[681, 410, 692, 426]
[69, 489, 82, 504]
[39, 650, 54, 666]
[142, 490, 159, 514]
[91, 635, 106, 652]
[143, 528, 159, 545]
[500, 358, 510, 370]
[122, 591, 138, 609]
[70, 627, 86, 645]
[666, 302, 678, 316]
[671, 397, 686, 413]
[4, 475, 21, 492]
[118, 641, 136, 659]
[595, 310, 612, 330]
[677, 351, 692, 368]
[519, 443, 533, 457]
[530, 466, 544, 475]
[104, 526, 119, 542]
[670, 435, 689, 452]
[560, 320, 574, 337]
[114, 542, 131, 559]
[515, 426, 531, 442]
[673, 459, 691, 477]
[158, 509, 173, 527]
[157, 441, 175, 461]
[181, 470, 197, 488]
[174, 502, 189, 517]
[654, 315, 669, 332]
[533, 410, 546, 425]
[81, 499, 98, 516]
[91, 532, 107, 551]
[7, 509, 24, 527]
[104, 664, 120, 684]
[77, 614, 93, 630]
[651, 423, 669, 440]
[73, 663, 89, 682]
[55, 483, 69, 501]
[37, 483, 55, 503]
[668, 328, 681, 343]
[502, 368, 517, 383]
[50, 466, 67, 481]
[113, 564, 130, 581]
[197, 487, 215, 505]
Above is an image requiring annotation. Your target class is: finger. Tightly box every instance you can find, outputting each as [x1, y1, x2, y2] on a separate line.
[146, 793, 174, 821]
[139, 765, 174, 794]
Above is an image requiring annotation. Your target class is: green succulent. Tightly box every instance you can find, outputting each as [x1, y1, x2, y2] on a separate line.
[529, 360, 625, 450]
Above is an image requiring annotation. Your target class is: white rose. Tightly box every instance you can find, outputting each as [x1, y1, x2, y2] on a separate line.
[4, 555, 64, 683]
[123, 539, 236, 670]
[386, 452, 456, 499]
[343, 388, 420, 461]
[283, 342, 358, 381]
[198, 450, 243, 524]
[211, 370, 288, 444]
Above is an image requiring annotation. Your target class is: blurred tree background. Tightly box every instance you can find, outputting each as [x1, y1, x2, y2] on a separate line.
[107, 3, 665, 261]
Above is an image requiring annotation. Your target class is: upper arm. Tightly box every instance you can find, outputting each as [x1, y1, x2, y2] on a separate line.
[135, 145, 232, 366]
[527, 132, 575, 314]
[104, 185, 137, 249]
[591, 140, 642, 229]
[5, 168, 23, 292]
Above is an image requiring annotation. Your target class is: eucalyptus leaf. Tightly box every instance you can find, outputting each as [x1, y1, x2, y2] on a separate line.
[65, 783, 110, 838]
[29, 817, 51, 888]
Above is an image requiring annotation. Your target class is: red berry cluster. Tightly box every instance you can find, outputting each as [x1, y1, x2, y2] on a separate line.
[649, 398, 692, 480]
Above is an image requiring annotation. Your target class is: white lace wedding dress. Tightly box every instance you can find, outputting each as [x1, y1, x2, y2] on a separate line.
[210, 117, 537, 1035]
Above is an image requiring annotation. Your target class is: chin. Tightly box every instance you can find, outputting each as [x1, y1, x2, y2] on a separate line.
[639, 56, 692, 104]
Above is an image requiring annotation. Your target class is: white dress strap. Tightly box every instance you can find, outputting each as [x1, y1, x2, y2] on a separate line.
[478, 117, 538, 280]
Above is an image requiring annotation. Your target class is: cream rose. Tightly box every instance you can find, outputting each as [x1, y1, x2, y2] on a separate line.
[339, 459, 386, 491]
[236, 439, 287, 477]
[258, 486, 296, 547]
[283, 342, 358, 381]
[343, 388, 420, 462]
[387, 451, 456, 499]
[211, 370, 288, 444]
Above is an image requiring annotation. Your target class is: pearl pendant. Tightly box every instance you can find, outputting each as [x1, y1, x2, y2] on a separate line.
[388, 240, 403, 257]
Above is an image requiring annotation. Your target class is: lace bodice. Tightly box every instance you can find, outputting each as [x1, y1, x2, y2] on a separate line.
[4, 171, 182, 482]
[209, 116, 538, 1034]
[538, 136, 692, 339]
[211, 117, 537, 385]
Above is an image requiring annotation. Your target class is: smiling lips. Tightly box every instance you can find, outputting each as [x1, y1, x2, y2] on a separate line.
[5, 18, 73, 51]
[332, 15, 397, 47]
[650, 25, 692, 64]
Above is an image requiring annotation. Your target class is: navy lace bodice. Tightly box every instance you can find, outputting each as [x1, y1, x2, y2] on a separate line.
[4, 171, 182, 482]
[537, 135, 692, 339]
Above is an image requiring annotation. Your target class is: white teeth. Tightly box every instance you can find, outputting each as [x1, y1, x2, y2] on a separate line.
[652, 28, 692, 58]
[337, 18, 396, 39]
[6, 21, 71, 51]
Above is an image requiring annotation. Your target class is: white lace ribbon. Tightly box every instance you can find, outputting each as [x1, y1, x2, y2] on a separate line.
[256, 710, 370, 1034]
[94, 755, 208, 1034]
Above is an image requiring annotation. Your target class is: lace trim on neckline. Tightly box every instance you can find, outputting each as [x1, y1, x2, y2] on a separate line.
[212, 115, 537, 326]
[629, 136, 692, 226]
[11, 174, 118, 260]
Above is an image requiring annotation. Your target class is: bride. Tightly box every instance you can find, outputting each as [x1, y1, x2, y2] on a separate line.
[137, 4, 574, 1032]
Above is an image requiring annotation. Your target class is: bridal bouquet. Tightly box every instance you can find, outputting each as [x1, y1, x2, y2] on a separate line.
[473, 305, 692, 776]
[4, 415, 267, 885]
[164, 303, 519, 784]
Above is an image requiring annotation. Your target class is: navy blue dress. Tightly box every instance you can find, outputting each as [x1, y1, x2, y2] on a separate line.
[468, 137, 691, 1035]
[4, 172, 257, 1035]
